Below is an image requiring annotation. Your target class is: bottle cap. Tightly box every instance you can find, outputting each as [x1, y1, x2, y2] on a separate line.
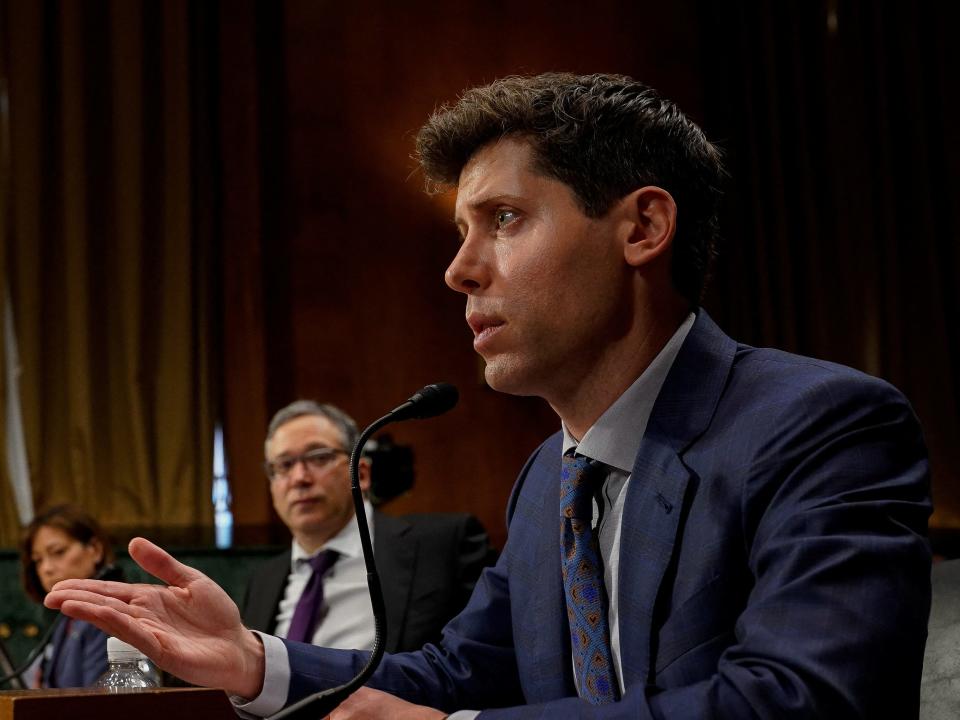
[106, 636, 142, 662]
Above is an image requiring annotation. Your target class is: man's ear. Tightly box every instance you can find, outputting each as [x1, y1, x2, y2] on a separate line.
[358, 457, 372, 495]
[619, 186, 677, 268]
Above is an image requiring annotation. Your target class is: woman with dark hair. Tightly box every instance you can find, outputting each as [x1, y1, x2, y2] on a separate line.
[19, 504, 123, 688]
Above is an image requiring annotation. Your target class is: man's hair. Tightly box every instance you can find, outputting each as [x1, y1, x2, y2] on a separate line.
[264, 400, 359, 457]
[415, 72, 726, 304]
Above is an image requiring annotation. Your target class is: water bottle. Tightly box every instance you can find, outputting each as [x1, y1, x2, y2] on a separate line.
[138, 655, 163, 686]
[95, 637, 157, 691]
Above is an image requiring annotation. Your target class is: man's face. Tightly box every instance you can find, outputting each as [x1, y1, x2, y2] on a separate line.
[266, 415, 357, 546]
[446, 137, 630, 403]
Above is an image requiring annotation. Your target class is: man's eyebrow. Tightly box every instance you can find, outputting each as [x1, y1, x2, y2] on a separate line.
[451, 192, 524, 240]
[466, 192, 523, 211]
[454, 193, 525, 228]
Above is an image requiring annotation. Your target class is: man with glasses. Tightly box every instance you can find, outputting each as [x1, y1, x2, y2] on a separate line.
[240, 400, 492, 653]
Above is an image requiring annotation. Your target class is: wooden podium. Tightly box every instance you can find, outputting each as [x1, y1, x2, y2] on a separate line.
[0, 687, 237, 719]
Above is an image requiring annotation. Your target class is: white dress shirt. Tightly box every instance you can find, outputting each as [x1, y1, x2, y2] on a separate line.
[274, 500, 376, 650]
[235, 500, 375, 716]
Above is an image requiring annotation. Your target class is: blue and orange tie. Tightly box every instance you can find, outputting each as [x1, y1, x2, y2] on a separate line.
[560, 452, 619, 704]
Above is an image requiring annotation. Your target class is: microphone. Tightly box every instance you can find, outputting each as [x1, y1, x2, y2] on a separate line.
[388, 382, 459, 421]
[269, 383, 459, 720]
[0, 563, 119, 688]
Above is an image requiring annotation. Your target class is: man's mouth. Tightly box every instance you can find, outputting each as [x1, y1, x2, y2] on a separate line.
[467, 313, 505, 337]
[291, 497, 321, 508]
[467, 313, 505, 351]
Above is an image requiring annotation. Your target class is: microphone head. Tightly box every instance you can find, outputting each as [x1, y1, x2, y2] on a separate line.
[392, 383, 459, 421]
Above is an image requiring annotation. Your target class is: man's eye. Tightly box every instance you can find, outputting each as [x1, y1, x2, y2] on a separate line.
[304, 449, 340, 465]
[495, 209, 518, 229]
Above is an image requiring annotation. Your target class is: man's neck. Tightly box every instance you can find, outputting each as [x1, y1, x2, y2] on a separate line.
[294, 534, 331, 556]
[292, 517, 353, 556]
[550, 300, 690, 439]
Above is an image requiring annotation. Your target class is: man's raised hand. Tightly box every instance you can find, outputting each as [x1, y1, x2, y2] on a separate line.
[44, 537, 265, 699]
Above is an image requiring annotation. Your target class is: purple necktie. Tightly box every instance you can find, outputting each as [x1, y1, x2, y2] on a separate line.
[286, 549, 338, 643]
[561, 452, 619, 704]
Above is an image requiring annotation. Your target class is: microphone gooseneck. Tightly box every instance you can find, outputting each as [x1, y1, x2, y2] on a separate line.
[268, 383, 459, 720]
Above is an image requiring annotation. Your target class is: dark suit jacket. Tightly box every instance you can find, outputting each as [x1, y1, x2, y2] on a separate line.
[283, 310, 932, 718]
[241, 510, 491, 653]
[42, 618, 109, 688]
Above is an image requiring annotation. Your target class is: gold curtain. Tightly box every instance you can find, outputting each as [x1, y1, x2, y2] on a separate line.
[0, 0, 213, 546]
[0, 3, 19, 542]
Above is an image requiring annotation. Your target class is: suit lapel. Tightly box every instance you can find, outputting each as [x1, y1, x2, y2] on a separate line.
[373, 511, 415, 652]
[243, 550, 292, 635]
[617, 441, 691, 688]
[525, 434, 577, 700]
[617, 310, 736, 689]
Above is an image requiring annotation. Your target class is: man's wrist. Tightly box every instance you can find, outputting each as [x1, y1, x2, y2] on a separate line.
[234, 629, 266, 699]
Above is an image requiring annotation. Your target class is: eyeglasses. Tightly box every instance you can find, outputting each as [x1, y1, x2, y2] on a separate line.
[265, 447, 348, 480]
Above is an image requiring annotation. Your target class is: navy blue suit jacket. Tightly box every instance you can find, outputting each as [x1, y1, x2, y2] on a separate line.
[282, 311, 932, 718]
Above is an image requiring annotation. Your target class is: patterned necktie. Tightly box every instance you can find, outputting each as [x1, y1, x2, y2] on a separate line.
[286, 549, 338, 643]
[560, 452, 619, 704]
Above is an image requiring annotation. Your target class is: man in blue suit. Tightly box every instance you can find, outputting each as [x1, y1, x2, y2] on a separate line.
[46, 73, 931, 718]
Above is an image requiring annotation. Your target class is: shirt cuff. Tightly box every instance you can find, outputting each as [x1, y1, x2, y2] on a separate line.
[229, 631, 291, 717]
[447, 712, 481, 719]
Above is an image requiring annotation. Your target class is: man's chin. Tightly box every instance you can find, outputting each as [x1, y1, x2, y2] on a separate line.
[482, 359, 538, 397]
[287, 506, 328, 528]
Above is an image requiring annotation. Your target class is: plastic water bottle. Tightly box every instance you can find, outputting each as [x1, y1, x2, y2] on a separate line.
[95, 637, 157, 691]
[138, 655, 163, 686]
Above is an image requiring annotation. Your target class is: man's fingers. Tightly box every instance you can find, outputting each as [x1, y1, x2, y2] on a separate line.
[45, 579, 139, 604]
[58, 599, 163, 658]
[129, 536, 203, 588]
[48, 587, 146, 614]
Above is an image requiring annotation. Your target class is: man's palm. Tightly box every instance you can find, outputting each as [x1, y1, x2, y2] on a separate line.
[45, 537, 264, 697]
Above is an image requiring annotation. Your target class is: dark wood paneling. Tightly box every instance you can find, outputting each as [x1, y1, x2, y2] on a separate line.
[218, 0, 272, 527]
[218, 2, 959, 545]
[219, 0, 706, 546]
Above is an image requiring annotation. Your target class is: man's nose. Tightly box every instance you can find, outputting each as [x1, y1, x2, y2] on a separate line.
[445, 235, 488, 294]
[287, 458, 312, 484]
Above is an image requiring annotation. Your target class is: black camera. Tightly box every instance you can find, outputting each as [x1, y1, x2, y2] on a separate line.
[363, 434, 414, 506]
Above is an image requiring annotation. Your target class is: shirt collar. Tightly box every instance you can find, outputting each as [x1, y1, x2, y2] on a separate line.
[290, 499, 374, 569]
[562, 312, 696, 473]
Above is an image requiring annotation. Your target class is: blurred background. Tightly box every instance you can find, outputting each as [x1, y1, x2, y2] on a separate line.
[0, 0, 956, 559]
